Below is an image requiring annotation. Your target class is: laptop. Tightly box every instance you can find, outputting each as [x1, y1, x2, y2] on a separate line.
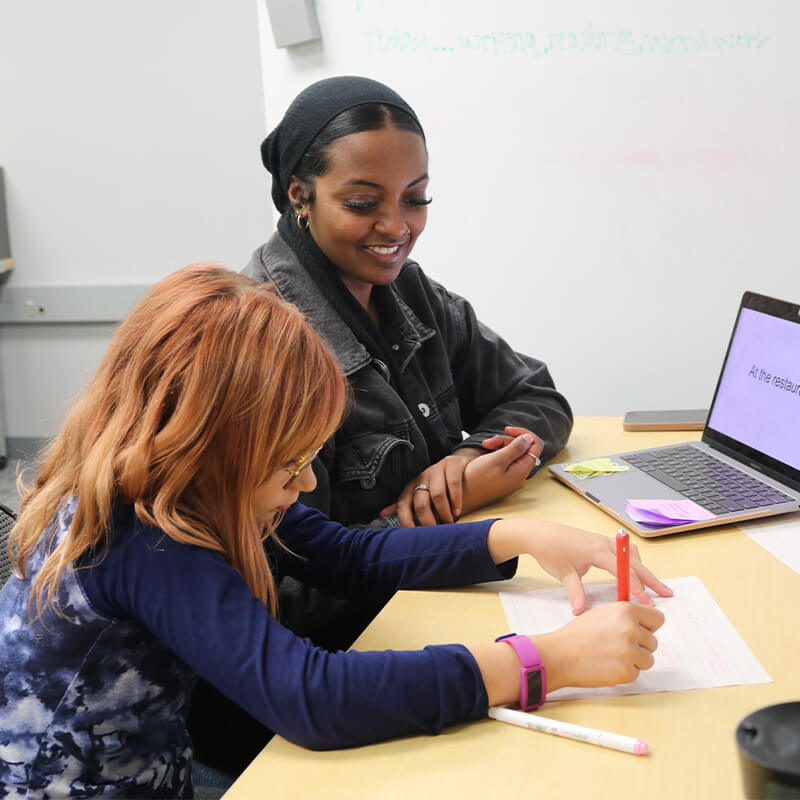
[550, 290, 800, 537]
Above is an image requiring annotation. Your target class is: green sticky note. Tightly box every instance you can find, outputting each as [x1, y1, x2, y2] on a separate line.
[564, 458, 630, 478]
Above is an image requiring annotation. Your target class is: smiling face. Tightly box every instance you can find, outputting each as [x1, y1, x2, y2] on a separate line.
[288, 126, 430, 309]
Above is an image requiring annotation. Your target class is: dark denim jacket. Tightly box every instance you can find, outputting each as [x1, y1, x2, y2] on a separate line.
[243, 233, 573, 529]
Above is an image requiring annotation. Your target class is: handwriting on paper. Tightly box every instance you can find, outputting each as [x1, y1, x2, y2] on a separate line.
[499, 577, 770, 701]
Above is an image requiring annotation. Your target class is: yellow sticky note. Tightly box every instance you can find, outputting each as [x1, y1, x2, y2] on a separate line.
[564, 458, 629, 478]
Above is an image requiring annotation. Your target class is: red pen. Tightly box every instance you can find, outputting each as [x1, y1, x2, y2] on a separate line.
[616, 529, 630, 601]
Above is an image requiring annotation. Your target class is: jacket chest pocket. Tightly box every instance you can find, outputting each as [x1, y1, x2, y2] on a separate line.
[328, 431, 416, 523]
[329, 431, 414, 488]
[426, 385, 464, 447]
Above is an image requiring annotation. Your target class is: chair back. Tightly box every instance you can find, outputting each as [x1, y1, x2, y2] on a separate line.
[0, 503, 17, 587]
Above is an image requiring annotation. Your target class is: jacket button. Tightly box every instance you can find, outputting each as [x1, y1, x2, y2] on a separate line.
[360, 476, 376, 489]
[391, 343, 400, 351]
[417, 402, 431, 418]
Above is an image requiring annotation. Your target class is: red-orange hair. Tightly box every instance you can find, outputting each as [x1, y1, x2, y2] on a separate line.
[11, 264, 347, 617]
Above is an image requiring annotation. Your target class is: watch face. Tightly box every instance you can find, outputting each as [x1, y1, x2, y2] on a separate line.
[525, 667, 544, 704]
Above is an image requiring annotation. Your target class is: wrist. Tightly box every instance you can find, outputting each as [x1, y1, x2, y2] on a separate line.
[470, 630, 568, 707]
[486, 518, 538, 564]
[453, 445, 485, 463]
[528, 632, 568, 693]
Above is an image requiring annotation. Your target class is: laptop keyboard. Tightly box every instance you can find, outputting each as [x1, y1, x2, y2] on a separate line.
[621, 445, 793, 515]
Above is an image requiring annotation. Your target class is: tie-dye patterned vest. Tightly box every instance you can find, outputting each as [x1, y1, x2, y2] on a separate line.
[0, 501, 195, 798]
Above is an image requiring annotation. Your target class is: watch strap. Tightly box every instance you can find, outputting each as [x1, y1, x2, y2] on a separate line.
[495, 633, 547, 710]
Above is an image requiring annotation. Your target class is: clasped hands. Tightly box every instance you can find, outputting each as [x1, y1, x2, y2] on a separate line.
[381, 426, 541, 528]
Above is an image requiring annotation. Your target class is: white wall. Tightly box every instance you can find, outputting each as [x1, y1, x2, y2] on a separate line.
[1, 0, 798, 447]
[257, 0, 800, 415]
[0, 0, 270, 444]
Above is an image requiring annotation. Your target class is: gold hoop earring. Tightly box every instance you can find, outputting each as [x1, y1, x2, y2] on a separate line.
[405, 225, 412, 236]
[295, 211, 309, 231]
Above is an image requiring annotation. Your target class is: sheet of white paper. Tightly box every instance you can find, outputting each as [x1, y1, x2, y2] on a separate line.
[739, 514, 800, 576]
[500, 576, 771, 702]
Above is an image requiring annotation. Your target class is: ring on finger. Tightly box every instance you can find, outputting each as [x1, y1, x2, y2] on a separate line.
[414, 484, 431, 493]
[525, 450, 541, 466]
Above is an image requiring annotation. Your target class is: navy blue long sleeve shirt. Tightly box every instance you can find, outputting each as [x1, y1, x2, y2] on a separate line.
[0, 501, 514, 798]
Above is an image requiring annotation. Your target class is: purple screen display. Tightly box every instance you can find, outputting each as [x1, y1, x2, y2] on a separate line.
[708, 307, 800, 471]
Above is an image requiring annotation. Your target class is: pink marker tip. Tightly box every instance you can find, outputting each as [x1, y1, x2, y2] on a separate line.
[634, 739, 649, 756]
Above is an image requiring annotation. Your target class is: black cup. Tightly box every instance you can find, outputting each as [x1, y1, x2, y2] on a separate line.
[736, 702, 800, 799]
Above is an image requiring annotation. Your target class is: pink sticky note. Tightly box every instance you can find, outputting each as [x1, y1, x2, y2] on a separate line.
[625, 498, 716, 525]
[625, 505, 678, 526]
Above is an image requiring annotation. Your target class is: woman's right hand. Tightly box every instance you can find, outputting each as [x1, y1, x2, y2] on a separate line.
[534, 602, 664, 692]
[469, 602, 664, 706]
[383, 447, 485, 527]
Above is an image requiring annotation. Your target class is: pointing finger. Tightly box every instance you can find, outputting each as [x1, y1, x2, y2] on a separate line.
[561, 570, 587, 615]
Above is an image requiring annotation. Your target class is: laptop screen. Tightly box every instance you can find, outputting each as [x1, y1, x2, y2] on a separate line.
[704, 291, 800, 488]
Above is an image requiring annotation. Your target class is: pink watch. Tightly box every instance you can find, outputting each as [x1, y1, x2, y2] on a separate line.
[496, 633, 547, 710]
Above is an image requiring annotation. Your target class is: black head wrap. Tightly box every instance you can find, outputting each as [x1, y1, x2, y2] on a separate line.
[261, 75, 423, 213]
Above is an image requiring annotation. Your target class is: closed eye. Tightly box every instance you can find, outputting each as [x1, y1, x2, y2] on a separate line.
[343, 199, 378, 210]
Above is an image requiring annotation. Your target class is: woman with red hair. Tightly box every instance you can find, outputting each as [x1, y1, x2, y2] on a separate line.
[0, 265, 668, 798]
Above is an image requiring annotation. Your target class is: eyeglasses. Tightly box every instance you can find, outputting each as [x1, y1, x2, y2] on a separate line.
[282, 445, 322, 489]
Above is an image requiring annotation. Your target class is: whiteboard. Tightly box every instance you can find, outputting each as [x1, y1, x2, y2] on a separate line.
[257, 0, 800, 415]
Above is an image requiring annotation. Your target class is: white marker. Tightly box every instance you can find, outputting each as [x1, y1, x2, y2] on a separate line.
[488, 706, 648, 756]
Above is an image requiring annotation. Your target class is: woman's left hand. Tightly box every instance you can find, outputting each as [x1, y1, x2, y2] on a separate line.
[481, 425, 544, 461]
[487, 519, 673, 614]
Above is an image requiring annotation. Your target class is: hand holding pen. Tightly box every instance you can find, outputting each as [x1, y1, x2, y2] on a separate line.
[477, 519, 673, 755]
[485, 525, 670, 756]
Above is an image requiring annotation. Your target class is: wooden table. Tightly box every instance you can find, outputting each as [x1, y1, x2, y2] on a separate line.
[225, 418, 800, 799]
